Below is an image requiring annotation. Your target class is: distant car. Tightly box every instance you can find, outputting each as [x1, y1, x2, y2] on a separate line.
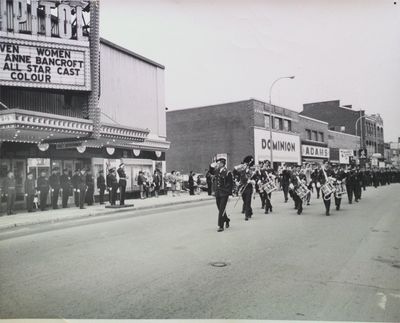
[182, 173, 207, 191]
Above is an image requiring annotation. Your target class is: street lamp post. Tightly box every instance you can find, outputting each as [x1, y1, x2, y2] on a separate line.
[268, 76, 295, 168]
[355, 114, 366, 152]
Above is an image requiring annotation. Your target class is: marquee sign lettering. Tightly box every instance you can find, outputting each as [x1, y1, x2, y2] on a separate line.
[301, 144, 330, 159]
[0, 39, 90, 90]
[0, 0, 89, 41]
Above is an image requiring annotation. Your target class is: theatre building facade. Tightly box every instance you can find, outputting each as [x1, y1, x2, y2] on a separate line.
[0, 0, 169, 199]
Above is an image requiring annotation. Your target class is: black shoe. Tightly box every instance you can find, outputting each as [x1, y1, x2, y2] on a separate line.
[245, 217, 249, 221]
[217, 227, 224, 232]
[225, 219, 230, 229]
[336, 205, 340, 211]
[265, 210, 269, 214]
[80, 207, 86, 209]
[326, 211, 330, 216]
[307, 202, 310, 206]
[355, 200, 359, 203]
[297, 209, 302, 215]
[269, 207, 272, 212]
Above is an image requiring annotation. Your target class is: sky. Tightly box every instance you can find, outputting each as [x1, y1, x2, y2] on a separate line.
[100, 0, 400, 142]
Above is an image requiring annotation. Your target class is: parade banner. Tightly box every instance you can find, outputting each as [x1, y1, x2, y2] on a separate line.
[254, 128, 301, 164]
[301, 144, 329, 159]
[339, 149, 354, 164]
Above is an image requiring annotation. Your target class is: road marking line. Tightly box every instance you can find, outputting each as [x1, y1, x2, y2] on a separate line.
[377, 292, 387, 310]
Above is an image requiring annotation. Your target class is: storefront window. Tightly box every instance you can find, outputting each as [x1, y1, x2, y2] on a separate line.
[27, 158, 50, 180]
[12, 159, 26, 197]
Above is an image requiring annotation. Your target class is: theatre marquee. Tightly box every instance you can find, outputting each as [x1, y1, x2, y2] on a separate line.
[0, 38, 91, 91]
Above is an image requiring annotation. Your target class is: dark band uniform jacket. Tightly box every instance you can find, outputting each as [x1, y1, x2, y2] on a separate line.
[25, 178, 36, 195]
[210, 165, 233, 196]
[37, 176, 49, 192]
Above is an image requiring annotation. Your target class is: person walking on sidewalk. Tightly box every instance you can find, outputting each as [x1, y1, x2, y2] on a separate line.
[49, 167, 61, 209]
[3, 171, 16, 215]
[97, 170, 106, 204]
[37, 170, 49, 211]
[60, 168, 72, 208]
[25, 171, 36, 212]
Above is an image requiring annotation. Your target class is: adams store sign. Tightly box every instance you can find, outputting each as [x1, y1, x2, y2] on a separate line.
[254, 128, 301, 164]
[301, 144, 330, 159]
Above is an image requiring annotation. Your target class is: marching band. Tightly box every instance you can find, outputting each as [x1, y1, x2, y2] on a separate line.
[210, 155, 400, 232]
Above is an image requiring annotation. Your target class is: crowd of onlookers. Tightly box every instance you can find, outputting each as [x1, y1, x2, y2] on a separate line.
[0, 167, 210, 216]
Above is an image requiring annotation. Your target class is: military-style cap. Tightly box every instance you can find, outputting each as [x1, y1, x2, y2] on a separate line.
[242, 155, 255, 167]
[216, 157, 226, 163]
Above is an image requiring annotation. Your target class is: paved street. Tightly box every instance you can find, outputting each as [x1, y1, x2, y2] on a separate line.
[0, 184, 399, 321]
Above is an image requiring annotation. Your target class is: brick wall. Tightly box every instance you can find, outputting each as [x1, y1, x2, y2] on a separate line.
[301, 100, 363, 136]
[298, 115, 329, 145]
[166, 100, 254, 173]
[328, 130, 360, 149]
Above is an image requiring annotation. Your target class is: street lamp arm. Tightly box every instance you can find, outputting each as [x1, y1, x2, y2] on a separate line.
[268, 76, 295, 104]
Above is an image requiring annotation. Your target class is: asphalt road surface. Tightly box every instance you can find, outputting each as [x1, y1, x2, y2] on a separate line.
[1, 184, 399, 321]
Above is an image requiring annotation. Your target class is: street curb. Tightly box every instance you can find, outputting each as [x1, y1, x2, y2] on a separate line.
[0, 197, 215, 232]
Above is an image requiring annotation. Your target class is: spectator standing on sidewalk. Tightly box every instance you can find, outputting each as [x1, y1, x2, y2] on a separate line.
[25, 171, 36, 212]
[176, 172, 183, 196]
[37, 170, 49, 211]
[106, 168, 118, 205]
[189, 171, 195, 195]
[206, 169, 212, 196]
[196, 175, 202, 195]
[117, 163, 128, 205]
[60, 169, 72, 208]
[137, 171, 145, 199]
[3, 171, 16, 215]
[0, 175, 3, 216]
[71, 169, 80, 207]
[153, 169, 161, 198]
[78, 169, 87, 209]
[97, 170, 106, 204]
[49, 167, 61, 209]
[85, 168, 95, 206]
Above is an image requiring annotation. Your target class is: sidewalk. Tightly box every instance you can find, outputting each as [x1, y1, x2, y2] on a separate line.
[0, 192, 214, 231]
